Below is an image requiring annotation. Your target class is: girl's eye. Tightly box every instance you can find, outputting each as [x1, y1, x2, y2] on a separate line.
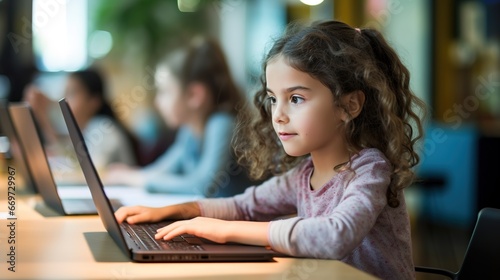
[267, 96, 276, 105]
[291, 95, 304, 104]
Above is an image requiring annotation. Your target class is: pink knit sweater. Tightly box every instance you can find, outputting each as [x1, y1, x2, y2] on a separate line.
[198, 148, 415, 280]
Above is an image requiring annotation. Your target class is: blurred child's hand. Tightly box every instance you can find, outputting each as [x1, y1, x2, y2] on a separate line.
[106, 163, 134, 171]
[104, 164, 144, 187]
[23, 84, 59, 144]
[23, 85, 51, 116]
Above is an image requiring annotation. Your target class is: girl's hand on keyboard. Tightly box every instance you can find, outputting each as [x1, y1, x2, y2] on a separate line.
[115, 206, 165, 224]
[155, 217, 270, 246]
[155, 217, 230, 243]
[114, 202, 201, 224]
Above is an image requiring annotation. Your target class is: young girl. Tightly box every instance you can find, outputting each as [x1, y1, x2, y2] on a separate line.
[24, 69, 137, 172]
[115, 20, 426, 280]
[106, 37, 254, 197]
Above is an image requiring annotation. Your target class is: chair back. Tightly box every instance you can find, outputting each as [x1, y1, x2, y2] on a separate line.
[458, 207, 500, 279]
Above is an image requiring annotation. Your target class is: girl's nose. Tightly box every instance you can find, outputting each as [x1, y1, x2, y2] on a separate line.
[272, 103, 289, 124]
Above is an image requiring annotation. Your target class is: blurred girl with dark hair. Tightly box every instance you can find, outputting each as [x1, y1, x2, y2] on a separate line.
[25, 68, 137, 172]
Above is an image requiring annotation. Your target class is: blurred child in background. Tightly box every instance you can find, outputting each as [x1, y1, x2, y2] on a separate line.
[106, 37, 254, 197]
[24, 69, 137, 174]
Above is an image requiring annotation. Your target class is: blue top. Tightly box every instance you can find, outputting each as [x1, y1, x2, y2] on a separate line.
[141, 112, 255, 197]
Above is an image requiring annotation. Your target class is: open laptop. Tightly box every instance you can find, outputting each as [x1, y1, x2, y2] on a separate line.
[59, 98, 276, 262]
[0, 101, 36, 194]
[8, 102, 122, 215]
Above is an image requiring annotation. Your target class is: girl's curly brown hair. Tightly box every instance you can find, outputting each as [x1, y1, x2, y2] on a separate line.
[233, 20, 426, 208]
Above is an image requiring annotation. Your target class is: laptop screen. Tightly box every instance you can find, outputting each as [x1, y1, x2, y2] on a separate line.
[9, 103, 66, 212]
[0, 101, 36, 194]
[59, 98, 132, 257]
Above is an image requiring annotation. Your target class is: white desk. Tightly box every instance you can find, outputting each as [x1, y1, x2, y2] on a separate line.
[57, 185, 202, 207]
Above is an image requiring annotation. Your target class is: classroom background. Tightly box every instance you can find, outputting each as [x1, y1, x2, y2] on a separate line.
[1, 0, 499, 279]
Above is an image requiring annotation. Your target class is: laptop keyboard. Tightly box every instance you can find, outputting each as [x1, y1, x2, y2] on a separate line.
[122, 222, 204, 251]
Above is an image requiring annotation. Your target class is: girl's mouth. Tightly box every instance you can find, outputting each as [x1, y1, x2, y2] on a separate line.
[278, 132, 297, 141]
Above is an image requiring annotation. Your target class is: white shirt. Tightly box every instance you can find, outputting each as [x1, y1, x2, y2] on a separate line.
[83, 115, 136, 171]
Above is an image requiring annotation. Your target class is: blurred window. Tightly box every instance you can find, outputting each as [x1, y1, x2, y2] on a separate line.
[32, 0, 87, 71]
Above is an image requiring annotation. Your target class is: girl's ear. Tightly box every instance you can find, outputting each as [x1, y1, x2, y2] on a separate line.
[186, 82, 208, 109]
[340, 90, 365, 121]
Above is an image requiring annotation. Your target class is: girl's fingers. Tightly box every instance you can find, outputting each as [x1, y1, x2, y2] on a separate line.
[115, 206, 146, 224]
[126, 213, 146, 224]
[114, 207, 133, 223]
[155, 221, 187, 240]
[155, 224, 176, 239]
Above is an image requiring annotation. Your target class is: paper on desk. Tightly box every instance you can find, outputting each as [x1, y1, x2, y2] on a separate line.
[57, 186, 201, 207]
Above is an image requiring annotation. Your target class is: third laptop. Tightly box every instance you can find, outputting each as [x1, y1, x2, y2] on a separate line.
[9, 102, 121, 215]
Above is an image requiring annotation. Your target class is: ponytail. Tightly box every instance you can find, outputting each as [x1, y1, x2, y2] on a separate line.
[358, 27, 426, 207]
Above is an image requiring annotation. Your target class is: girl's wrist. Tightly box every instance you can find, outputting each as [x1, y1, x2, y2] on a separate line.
[226, 221, 270, 246]
[164, 202, 200, 220]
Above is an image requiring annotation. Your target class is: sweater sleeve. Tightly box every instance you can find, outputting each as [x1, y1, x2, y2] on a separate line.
[142, 113, 236, 196]
[268, 153, 392, 259]
[197, 163, 304, 220]
[141, 128, 187, 177]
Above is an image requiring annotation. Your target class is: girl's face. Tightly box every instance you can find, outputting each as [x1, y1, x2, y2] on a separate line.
[266, 56, 346, 157]
[154, 67, 190, 128]
[64, 76, 100, 124]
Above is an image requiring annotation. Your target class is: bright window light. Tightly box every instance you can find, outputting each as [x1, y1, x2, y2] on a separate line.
[32, 0, 88, 72]
[300, 0, 324, 6]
